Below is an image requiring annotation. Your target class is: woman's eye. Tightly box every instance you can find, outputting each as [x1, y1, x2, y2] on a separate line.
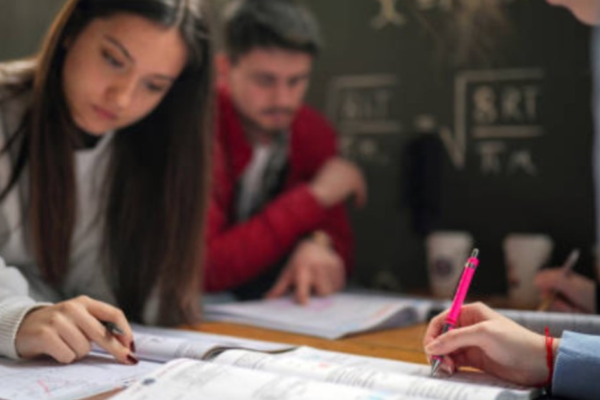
[102, 49, 124, 68]
[145, 82, 168, 93]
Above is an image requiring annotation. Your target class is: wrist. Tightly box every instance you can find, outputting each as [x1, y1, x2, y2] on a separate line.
[552, 338, 560, 367]
[535, 327, 557, 390]
[311, 230, 332, 248]
[308, 183, 333, 208]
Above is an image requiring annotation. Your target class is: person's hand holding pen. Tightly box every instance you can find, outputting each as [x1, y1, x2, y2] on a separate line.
[15, 296, 137, 364]
[429, 248, 479, 376]
[535, 249, 597, 314]
[423, 302, 560, 387]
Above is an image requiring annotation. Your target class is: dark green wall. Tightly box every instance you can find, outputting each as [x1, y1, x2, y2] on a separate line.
[302, 0, 594, 295]
[0, 0, 66, 60]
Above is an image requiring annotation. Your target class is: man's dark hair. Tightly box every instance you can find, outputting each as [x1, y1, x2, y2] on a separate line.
[223, 0, 321, 62]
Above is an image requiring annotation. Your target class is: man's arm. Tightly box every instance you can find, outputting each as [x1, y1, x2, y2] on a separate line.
[205, 182, 330, 292]
[205, 107, 364, 294]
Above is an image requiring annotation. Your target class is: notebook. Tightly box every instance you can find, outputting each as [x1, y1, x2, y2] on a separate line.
[204, 292, 448, 339]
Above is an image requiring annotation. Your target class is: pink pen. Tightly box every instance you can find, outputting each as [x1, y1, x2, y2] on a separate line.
[430, 248, 479, 376]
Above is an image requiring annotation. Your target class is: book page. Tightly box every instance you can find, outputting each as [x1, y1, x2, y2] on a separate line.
[131, 323, 293, 354]
[0, 353, 158, 400]
[205, 293, 444, 339]
[112, 358, 428, 400]
[499, 309, 600, 336]
[133, 333, 223, 363]
[212, 349, 535, 400]
[287, 346, 533, 392]
[92, 326, 295, 363]
[0, 326, 295, 400]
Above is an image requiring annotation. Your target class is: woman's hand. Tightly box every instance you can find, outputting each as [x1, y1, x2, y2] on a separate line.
[423, 302, 558, 386]
[15, 295, 136, 364]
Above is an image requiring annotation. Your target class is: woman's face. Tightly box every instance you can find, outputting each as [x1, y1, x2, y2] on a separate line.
[62, 13, 188, 135]
[546, 0, 600, 25]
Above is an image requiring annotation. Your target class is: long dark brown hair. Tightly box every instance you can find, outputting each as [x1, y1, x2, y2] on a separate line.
[0, 0, 214, 325]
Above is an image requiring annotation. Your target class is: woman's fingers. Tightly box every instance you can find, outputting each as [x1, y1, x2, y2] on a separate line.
[16, 296, 136, 365]
[41, 328, 78, 364]
[81, 296, 134, 349]
[52, 314, 92, 360]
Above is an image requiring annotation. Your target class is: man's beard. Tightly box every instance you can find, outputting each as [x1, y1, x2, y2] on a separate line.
[240, 108, 294, 139]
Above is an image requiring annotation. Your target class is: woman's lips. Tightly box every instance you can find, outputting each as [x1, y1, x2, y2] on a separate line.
[92, 105, 118, 121]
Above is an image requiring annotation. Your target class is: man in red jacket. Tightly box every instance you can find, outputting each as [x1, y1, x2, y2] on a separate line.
[206, 0, 367, 304]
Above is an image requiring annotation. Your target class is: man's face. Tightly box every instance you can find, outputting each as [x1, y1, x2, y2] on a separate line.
[225, 48, 313, 135]
[546, 0, 600, 25]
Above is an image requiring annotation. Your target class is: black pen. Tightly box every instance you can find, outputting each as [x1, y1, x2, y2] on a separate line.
[101, 320, 125, 336]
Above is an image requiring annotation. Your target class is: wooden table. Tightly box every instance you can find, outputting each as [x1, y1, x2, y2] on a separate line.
[87, 321, 430, 399]
[191, 320, 430, 364]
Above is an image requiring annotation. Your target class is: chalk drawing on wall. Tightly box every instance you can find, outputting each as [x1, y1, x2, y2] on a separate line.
[327, 74, 400, 165]
[327, 74, 400, 135]
[369, 0, 516, 31]
[371, 0, 406, 29]
[446, 68, 544, 174]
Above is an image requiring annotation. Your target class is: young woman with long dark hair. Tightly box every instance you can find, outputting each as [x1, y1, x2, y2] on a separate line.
[0, 0, 213, 365]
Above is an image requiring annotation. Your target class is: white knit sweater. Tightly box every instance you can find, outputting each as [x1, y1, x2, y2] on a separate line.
[0, 61, 156, 359]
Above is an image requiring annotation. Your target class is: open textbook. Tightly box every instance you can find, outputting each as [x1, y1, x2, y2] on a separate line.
[112, 345, 539, 400]
[204, 292, 448, 339]
[0, 324, 540, 400]
[0, 325, 294, 400]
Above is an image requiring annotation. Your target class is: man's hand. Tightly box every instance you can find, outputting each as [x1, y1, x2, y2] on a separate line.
[265, 238, 346, 304]
[309, 157, 367, 208]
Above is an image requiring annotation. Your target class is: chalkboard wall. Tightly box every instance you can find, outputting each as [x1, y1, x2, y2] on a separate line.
[0, 1, 65, 60]
[0, 0, 594, 297]
[302, 0, 595, 295]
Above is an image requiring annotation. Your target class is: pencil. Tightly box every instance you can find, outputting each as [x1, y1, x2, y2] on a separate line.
[537, 249, 580, 312]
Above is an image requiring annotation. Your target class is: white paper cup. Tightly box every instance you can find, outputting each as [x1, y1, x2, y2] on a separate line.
[426, 231, 474, 299]
[503, 233, 553, 309]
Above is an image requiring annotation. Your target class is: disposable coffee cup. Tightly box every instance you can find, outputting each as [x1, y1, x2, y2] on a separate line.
[503, 233, 553, 309]
[426, 231, 474, 299]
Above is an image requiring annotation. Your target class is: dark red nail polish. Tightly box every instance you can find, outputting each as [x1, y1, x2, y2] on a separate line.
[130, 340, 136, 353]
[127, 354, 139, 365]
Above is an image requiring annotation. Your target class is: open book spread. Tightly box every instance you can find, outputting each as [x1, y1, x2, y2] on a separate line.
[11, 303, 593, 400]
[0, 326, 294, 400]
[0, 324, 539, 400]
[112, 346, 538, 400]
[204, 293, 448, 339]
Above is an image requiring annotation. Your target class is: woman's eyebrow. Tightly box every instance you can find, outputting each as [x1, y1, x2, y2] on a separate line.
[103, 35, 134, 63]
[102, 35, 177, 82]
